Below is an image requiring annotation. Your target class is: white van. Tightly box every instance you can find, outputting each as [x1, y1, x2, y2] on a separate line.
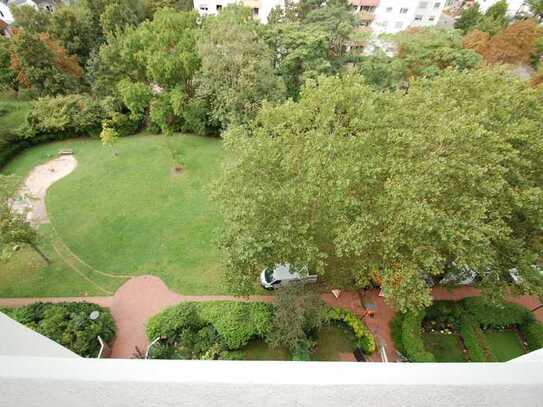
[260, 264, 318, 289]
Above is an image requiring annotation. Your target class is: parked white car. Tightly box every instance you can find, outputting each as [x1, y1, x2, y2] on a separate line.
[259, 264, 317, 290]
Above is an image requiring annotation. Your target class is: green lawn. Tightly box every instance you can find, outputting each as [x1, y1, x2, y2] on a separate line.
[423, 333, 468, 362]
[312, 325, 356, 361]
[1, 134, 227, 297]
[484, 329, 526, 362]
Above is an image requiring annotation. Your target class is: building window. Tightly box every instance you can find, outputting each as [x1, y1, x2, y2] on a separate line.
[419, 1, 428, 8]
[361, 5, 376, 12]
[0, 10, 4, 17]
[216, 4, 222, 11]
[429, 15, 436, 21]
[199, 5, 208, 12]
[434, 2, 441, 8]
[386, 7, 393, 12]
[252, 7, 259, 16]
[395, 21, 403, 28]
[400, 8, 408, 14]
[414, 15, 423, 21]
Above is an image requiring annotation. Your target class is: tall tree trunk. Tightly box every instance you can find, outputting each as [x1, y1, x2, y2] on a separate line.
[30, 243, 51, 265]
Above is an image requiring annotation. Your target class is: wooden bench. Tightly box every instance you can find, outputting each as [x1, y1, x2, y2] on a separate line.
[58, 149, 74, 156]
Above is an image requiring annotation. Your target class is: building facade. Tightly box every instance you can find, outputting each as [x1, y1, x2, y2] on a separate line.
[192, 0, 448, 32]
[369, 0, 446, 34]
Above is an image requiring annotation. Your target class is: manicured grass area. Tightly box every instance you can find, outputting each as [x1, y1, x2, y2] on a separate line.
[1, 134, 226, 297]
[312, 325, 356, 361]
[243, 339, 289, 361]
[484, 329, 526, 362]
[423, 333, 467, 362]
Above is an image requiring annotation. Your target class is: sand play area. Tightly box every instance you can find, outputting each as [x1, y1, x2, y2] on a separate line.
[11, 155, 78, 225]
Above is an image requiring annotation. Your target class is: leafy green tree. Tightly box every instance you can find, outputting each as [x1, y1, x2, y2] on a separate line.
[0, 175, 50, 264]
[477, 0, 509, 35]
[528, 0, 543, 20]
[9, 31, 83, 96]
[195, 6, 285, 129]
[454, 3, 482, 33]
[265, 0, 358, 98]
[357, 52, 406, 90]
[47, 5, 96, 65]
[267, 284, 326, 353]
[100, 0, 145, 37]
[0, 37, 15, 91]
[91, 9, 200, 133]
[10, 5, 51, 33]
[395, 28, 482, 78]
[143, 0, 193, 18]
[215, 70, 543, 312]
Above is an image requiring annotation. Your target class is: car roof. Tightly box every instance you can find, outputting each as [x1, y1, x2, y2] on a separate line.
[272, 264, 308, 280]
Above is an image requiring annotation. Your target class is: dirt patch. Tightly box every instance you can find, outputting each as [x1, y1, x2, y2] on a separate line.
[11, 155, 78, 225]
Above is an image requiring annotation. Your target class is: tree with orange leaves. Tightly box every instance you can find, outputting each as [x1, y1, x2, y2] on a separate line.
[9, 30, 83, 96]
[464, 19, 543, 65]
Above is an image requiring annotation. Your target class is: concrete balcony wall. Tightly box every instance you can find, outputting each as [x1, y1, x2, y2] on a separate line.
[1, 353, 543, 406]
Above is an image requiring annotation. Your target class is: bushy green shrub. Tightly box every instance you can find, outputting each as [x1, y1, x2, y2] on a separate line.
[146, 302, 203, 340]
[401, 312, 436, 362]
[462, 297, 533, 328]
[425, 301, 462, 325]
[4, 302, 115, 357]
[102, 112, 141, 137]
[389, 313, 405, 356]
[522, 321, 543, 351]
[25, 94, 106, 141]
[197, 302, 272, 349]
[146, 301, 273, 359]
[327, 307, 376, 354]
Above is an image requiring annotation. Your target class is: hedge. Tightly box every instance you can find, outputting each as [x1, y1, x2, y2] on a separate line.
[462, 297, 533, 328]
[458, 313, 495, 362]
[399, 311, 436, 362]
[2, 302, 116, 357]
[327, 307, 376, 354]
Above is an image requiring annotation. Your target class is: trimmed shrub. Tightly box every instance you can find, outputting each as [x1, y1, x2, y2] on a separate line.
[400, 312, 435, 362]
[327, 307, 376, 354]
[3, 302, 115, 357]
[522, 321, 543, 352]
[462, 297, 533, 328]
[24, 94, 106, 141]
[197, 302, 272, 349]
[146, 301, 273, 358]
[146, 302, 203, 340]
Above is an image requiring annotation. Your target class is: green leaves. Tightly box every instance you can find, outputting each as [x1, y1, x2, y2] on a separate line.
[215, 70, 543, 312]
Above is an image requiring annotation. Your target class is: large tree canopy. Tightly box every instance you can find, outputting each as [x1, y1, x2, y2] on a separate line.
[215, 69, 543, 312]
[195, 6, 285, 130]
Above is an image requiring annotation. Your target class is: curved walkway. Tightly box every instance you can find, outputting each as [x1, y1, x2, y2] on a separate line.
[11, 155, 77, 225]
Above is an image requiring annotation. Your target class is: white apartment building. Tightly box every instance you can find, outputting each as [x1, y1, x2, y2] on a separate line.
[370, 0, 446, 34]
[192, 0, 285, 23]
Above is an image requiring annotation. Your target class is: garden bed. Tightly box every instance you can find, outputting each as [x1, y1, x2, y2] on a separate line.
[146, 302, 374, 361]
[1, 302, 116, 357]
[391, 297, 543, 363]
